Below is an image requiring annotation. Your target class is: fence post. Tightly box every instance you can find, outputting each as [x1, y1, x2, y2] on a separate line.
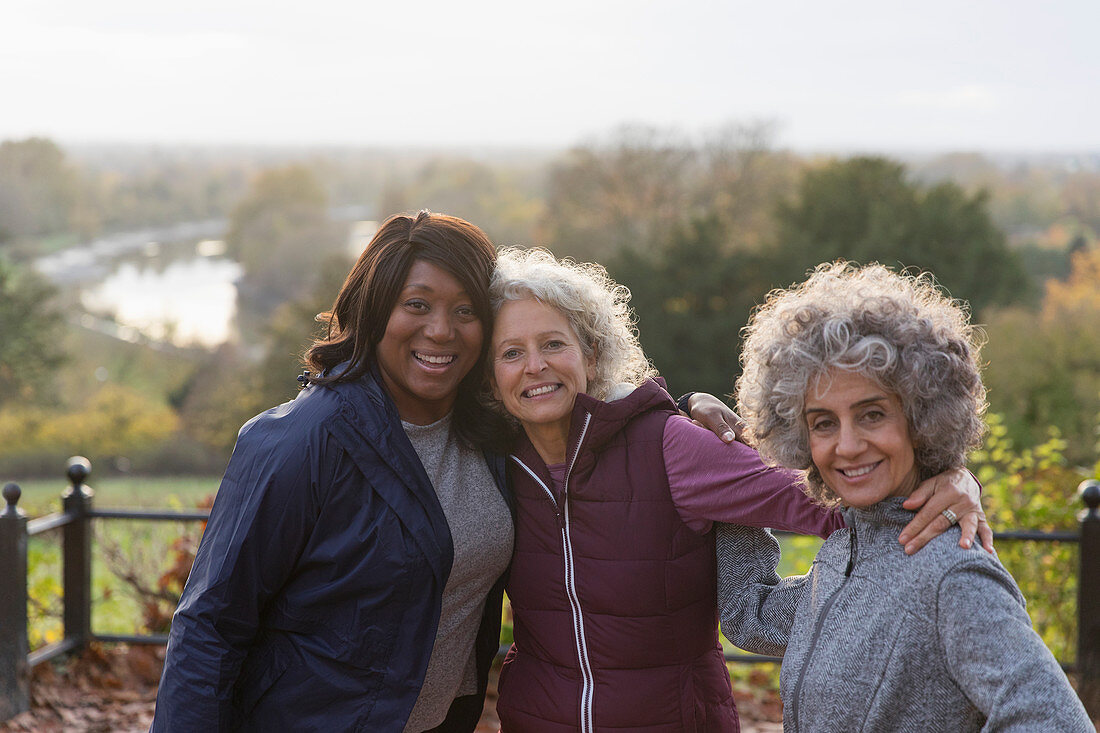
[0, 483, 29, 721]
[1079, 479, 1100, 718]
[62, 457, 93, 652]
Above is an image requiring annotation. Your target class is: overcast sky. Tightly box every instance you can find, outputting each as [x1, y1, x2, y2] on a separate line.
[2, 0, 1097, 152]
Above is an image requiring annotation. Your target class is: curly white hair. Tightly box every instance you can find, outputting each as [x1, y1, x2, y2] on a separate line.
[489, 247, 656, 400]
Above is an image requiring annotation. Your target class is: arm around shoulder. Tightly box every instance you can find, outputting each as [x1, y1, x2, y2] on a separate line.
[664, 414, 840, 537]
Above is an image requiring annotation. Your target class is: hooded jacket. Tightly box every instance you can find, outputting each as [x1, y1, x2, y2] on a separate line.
[497, 379, 834, 732]
[717, 498, 1092, 732]
[151, 372, 512, 732]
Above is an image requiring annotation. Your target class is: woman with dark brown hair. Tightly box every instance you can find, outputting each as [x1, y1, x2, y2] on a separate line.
[151, 212, 516, 732]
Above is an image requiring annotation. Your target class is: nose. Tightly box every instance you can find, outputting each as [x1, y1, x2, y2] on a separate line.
[835, 421, 865, 458]
[523, 351, 546, 374]
[423, 310, 455, 342]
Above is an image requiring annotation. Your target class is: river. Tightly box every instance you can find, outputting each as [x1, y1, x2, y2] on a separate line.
[32, 207, 372, 348]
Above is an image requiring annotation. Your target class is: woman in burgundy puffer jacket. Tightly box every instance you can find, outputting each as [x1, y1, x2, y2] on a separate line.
[484, 248, 988, 732]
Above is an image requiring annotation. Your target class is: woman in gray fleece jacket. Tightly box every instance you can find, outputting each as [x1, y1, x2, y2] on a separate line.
[716, 262, 1092, 732]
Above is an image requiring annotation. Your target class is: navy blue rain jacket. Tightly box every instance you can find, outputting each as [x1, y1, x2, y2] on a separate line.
[150, 372, 512, 732]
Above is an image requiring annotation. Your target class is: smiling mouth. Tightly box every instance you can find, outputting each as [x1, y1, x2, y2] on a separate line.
[838, 462, 880, 478]
[414, 352, 456, 366]
[523, 384, 560, 398]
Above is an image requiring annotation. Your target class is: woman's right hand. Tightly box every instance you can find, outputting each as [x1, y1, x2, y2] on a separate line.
[684, 392, 747, 445]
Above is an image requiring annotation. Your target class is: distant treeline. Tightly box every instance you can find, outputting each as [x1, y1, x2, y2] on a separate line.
[0, 125, 1098, 476]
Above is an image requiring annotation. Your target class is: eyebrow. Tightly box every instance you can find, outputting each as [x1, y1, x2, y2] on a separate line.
[496, 330, 570, 346]
[804, 395, 890, 414]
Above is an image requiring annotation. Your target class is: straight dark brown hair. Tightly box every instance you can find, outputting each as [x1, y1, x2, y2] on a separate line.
[305, 210, 508, 449]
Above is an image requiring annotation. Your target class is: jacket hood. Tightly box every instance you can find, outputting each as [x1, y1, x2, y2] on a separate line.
[575, 377, 676, 453]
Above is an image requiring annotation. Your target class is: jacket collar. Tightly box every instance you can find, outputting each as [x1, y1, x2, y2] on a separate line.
[510, 378, 676, 477]
[840, 496, 916, 529]
[838, 497, 923, 557]
[320, 367, 454, 584]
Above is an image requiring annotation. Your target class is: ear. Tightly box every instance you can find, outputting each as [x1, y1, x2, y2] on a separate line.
[585, 344, 598, 382]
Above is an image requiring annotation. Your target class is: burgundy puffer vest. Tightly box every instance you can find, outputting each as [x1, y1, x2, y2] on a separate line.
[497, 380, 738, 733]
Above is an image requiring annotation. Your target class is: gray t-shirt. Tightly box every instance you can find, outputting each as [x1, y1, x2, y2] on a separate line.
[402, 414, 514, 732]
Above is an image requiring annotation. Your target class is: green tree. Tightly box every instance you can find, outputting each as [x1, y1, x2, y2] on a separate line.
[693, 122, 802, 251]
[377, 157, 544, 246]
[541, 123, 799, 262]
[610, 216, 783, 399]
[543, 126, 696, 260]
[253, 252, 353, 407]
[982, 247, 1100, 464]
[225, 165, 342, 339]
[0, 259, 67, 406]
[772, 157, 1031, 314]
[0, 137, 85, 246]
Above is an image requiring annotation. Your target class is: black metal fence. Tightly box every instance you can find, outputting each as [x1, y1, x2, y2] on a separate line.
[1, 457, 1098, 721]
[0, 457, 210, 721]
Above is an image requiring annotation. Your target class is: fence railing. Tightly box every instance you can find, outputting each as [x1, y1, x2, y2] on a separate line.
[0, 457, 210, 721]
[1, 457, 1098, 721]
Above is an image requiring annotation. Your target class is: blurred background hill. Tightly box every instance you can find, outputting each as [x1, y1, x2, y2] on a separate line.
[1, 131, 1098, 476]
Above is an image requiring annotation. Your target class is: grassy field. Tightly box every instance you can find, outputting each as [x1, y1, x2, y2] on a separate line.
[12, 475, 221, 516]
[19, 476, 221, 648]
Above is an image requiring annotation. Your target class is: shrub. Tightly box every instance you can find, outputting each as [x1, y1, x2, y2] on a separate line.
[971, 412, 1098, 663]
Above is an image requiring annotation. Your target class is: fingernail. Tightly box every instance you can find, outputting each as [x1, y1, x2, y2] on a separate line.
[904, 543, 916, 554]
[898, 533, 908, 543]
[962, 539, 971, 549]
[722, 431, 735, 443]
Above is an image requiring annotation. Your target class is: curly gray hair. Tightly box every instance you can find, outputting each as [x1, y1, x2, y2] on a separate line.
[737, 261, 987, 506]
[489, 247, 656, 400]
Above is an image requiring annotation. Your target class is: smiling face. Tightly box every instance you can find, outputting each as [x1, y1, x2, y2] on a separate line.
[491, 298, 596, 462]
[375, 259, 484, 425]
[804, 369, 919, 508]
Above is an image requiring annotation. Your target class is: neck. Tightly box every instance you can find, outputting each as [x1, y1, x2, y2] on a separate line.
[523, 422, 571, 465]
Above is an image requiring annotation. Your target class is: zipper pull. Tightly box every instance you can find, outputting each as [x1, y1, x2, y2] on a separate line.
[844, 525, 858, 577]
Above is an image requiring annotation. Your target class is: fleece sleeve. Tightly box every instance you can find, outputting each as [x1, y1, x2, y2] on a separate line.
[663, 414, 842, 537]
[715, 522, 813, 656]
[937, 559, 1093, 731]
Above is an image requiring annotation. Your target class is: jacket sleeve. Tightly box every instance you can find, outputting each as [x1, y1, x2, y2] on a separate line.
[664, 414, 843, 537]
[715, 522, 812, 657]
[936, 558, 1093, 731]
[150, 417, 328, 731]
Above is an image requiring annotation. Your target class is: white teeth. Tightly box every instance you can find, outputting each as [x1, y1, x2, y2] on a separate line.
[524, 385, 558, 397]
[416, 353, 455, 365]
[841, 464, 876, 478]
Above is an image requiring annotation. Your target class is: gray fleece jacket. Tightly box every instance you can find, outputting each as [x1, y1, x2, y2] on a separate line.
[716, 497, 1092, 732]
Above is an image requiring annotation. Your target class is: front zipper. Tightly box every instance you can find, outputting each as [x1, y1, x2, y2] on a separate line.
[509, 412, 595, 733]
[789, 524, 858, 733]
